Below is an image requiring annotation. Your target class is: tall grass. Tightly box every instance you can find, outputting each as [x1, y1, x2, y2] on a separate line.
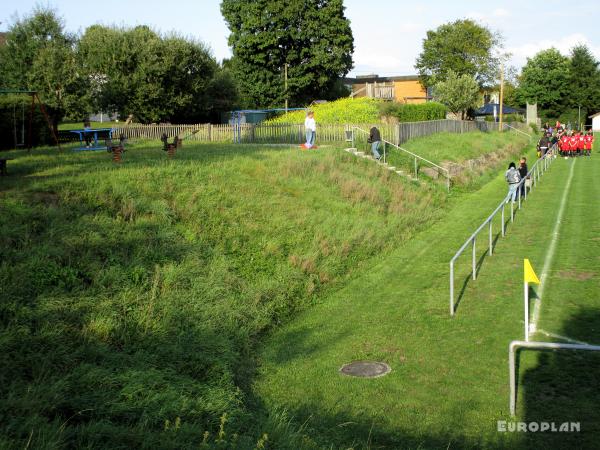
[0, 142, 448, 448]
[0, 133, 529, 448]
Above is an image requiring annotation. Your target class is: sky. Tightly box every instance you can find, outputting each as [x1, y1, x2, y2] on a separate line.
[2, 0, 600, 77]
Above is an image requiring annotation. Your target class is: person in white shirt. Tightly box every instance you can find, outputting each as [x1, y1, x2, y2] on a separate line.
[304, 111, 316, 148]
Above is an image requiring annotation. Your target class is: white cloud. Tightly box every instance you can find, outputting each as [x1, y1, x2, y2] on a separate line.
[507, 33, 600, 66]
[493, 8, 511, 18]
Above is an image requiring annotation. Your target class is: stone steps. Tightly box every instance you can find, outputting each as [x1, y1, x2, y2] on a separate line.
[343, 148, 422, 184]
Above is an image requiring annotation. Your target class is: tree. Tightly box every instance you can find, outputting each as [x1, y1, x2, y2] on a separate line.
[517, 48, 570, 119]
[78, 25, 229, 123]
[0, 7, 87, 131]
[566, 45, 600, 126]
[433, 71, 479, 119]
[221, 0, 354, 108]
[415, 19, 501, 88]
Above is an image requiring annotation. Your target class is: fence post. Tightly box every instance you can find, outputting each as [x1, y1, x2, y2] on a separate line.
[449, 261, 455, 316]
[489, 221, 493, 255]
[472, 237, 477, 280]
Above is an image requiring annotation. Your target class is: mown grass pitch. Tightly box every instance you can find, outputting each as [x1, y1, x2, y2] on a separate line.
[255, 146, 600, 449]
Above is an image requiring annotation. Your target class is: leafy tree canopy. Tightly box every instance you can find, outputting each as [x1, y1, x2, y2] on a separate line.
[221, 0, 354, 108]
[415, 19, 501, 88]
[78, 25, 234, 123]
[516, 48, 570, 119]
[433, 70, 480, 119]
[0, 7, 86, 128]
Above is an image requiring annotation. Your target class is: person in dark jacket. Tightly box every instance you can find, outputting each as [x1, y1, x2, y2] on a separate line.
[368, 126, 382, 160]
[537, 133, 550, 157]
[518, 157, 528, 197]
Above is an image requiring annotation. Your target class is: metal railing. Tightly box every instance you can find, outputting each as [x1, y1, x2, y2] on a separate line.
[509, 340, 600, 415]
[349, 126, 452, 192]
[505, 124, 533, 141]
[448, 144, 558, 316]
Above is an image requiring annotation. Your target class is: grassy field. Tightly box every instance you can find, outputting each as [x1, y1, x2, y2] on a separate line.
[0, 139, 452, 449]
[254, 149, 600, 449]
[7, 132, 592, 449]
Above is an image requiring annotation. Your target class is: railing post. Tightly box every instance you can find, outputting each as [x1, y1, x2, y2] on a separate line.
[450, 261, 454, 316]
[472, 237, 477, 280]
[489, 221, 493, 255]
[509, 344, 516, 415]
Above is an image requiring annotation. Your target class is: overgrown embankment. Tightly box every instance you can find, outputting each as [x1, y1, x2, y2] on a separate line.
[0, 131, 530, 448]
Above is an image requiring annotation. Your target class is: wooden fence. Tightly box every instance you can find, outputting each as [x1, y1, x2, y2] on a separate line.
[111, 120, 529, 146]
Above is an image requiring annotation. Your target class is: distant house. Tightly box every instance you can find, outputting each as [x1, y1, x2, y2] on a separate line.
[590, 112, 600, 131]
[344, 75, 431, 104]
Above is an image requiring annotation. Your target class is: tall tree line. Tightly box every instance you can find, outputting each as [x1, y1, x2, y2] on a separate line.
[0, 6, 238, 129]
[517, 45, 600, 124]
[221, 0, 354, 108]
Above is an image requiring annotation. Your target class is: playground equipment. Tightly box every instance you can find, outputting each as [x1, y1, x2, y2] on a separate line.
[0, 89, 61, 150]
[106, 134, 127, 163]
[69, 128, 113, 151]
[161, 133, 181, 158]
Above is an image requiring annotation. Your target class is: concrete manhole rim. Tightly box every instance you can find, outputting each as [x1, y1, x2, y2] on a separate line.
[339, 360, 392, 378]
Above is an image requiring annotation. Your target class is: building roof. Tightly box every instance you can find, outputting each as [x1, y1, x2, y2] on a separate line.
[344, 75, 421, 84]
[589, 112, 600, 118]
[473, 103, 524, 116]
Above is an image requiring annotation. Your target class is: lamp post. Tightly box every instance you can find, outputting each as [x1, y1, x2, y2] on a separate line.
[578, 105, 581, 131]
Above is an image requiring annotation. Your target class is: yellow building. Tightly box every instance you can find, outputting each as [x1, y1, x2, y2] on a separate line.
[344, 75, 431, 104]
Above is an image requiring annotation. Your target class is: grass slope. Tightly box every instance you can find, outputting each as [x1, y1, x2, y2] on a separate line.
[0, 141, 448, 449]
[254, 150, 600, 448]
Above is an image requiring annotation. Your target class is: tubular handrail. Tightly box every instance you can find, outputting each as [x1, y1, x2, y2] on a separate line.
[505, 124, 532, 140]
[350, 126, 451, 192]
[509, 340, 600, 415]
[448, 144, 558, 315]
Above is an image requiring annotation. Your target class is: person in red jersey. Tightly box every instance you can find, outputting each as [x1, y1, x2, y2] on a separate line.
[577, 130, 585, 156]
[560, 133, 569, 156]
[569, 132, 579, 156]
[584, 130, 594, 156]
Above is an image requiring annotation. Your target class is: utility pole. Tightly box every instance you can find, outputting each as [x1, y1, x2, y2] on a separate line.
[284, 63, 289, 114]
[499, 64, 504, 132]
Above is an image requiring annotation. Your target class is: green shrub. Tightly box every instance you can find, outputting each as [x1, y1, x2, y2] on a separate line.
[484, 114, 524, 123]
[400, 102, 447, 122]
[383, 102, 447, 122]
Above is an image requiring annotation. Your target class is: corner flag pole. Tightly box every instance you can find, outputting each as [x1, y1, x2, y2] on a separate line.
[523, 259, 541, 341]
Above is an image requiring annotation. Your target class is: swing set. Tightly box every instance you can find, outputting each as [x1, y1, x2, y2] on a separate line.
[0, 89, 61, 150]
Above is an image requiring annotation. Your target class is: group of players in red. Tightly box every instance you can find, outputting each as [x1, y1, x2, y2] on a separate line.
[557, 129, 594, 157]
[542, 121, 595, 157]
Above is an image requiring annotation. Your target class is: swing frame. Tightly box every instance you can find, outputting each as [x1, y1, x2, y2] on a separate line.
[0, 89, 61, 151]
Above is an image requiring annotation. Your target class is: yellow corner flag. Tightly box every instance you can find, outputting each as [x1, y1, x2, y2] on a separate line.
[524, 259, 541, 284]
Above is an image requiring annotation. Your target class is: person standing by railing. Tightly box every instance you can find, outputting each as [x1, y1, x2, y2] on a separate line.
[518, 157, 529, 197]
[304, 111, 316, 148]
[367, 126, 382, 160]
[505, 162, 521, 203]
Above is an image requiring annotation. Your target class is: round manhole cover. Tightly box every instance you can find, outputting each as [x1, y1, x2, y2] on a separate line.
[339, 361, 391, 378]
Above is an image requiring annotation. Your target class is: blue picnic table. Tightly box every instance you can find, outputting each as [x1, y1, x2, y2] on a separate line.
[69, 128, 113, 151]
